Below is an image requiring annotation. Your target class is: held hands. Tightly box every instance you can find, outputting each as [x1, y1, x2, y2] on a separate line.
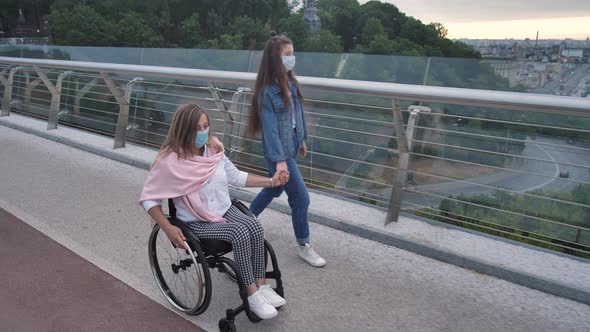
[271, 169, 289, 187]
[277, 160, 288, 174]
[162, 224, 189, 250]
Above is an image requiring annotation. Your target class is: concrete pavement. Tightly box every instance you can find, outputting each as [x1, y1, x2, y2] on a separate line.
[2, 120, 590, 331]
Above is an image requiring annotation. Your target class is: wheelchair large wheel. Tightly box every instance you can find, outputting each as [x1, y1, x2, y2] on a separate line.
[148, 224, 212, 315]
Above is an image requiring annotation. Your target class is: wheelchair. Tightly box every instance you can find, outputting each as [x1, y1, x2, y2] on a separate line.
[148, 198, 284, 332]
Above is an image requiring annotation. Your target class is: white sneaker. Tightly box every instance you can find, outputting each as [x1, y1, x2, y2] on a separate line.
[297, 244, 327, 267]
[247, 290, 278, 319]
[259, 284, 286, 307]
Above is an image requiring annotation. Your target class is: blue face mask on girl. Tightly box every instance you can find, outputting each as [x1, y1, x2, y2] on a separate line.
[195, 128, 209, 148]
[282, 55, 296, 72]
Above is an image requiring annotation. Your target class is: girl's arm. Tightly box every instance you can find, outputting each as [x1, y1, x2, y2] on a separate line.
[245, 171, 288, 188]
[224, 155, 289, 188]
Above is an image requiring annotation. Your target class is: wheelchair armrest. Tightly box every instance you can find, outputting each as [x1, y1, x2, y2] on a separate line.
[230, 198, 255, 218]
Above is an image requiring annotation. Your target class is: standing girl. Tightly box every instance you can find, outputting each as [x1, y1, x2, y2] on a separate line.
[248, 32, 326, 267]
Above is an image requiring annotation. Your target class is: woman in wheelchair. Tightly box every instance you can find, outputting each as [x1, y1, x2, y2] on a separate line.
[139, 103, 288, 320]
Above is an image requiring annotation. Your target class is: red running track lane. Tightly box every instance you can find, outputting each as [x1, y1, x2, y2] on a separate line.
[0, 207, 205, 331]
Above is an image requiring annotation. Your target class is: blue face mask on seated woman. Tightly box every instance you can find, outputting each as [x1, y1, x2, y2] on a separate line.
[195, 128, 209, 148]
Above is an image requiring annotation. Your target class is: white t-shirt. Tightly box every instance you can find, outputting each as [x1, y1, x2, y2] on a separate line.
[141, 146, 248, 222]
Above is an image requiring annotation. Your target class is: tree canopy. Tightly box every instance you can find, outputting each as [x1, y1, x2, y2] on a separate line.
[1, 0, 479, 58]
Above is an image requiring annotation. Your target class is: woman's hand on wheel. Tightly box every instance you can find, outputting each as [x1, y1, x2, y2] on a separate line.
[163, 224, 189, 250]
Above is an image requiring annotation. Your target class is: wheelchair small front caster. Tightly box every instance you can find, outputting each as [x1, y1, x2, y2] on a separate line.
[219, 318, 236, 332]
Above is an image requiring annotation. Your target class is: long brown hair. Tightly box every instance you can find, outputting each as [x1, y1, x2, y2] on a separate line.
[248, 32, 304, 136]
[159, 103, 222, 159]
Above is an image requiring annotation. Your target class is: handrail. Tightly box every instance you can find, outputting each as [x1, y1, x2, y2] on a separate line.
[0, 56, 588, 116]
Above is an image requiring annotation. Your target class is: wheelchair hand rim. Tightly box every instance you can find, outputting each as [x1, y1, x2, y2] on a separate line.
[149, 225, 205, 313]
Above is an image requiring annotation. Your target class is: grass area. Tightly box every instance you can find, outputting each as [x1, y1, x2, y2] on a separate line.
[415, 208, 590, 260]
[411, 158, 498, 185]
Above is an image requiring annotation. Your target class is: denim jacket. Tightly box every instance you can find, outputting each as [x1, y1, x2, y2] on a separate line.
[259, 79, 307, 162]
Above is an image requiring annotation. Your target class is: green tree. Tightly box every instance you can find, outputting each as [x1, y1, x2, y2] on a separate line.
[50, 4, 115, 46]
[366, 35, 395, 55]
[229, 16, 267, 50]
[205, 11, 225, 38]
[218, 34, 243, 50]
[43, 0, 483, 59]
[361, 18, 385, 45]
[317, 0, 360, 51]
[392, 38, 425, 56]
[399, 16, 437, 46]
[277, 14, 309, 50]
[304, 30, 342, 53]
[180, 13, 202, 48]
[356, 0, 402, 40]
[428, 22, 448, 39]
[114, 12, 163, 47]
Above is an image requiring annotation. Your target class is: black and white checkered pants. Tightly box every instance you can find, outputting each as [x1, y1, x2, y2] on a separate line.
[187, 205, 265, 287]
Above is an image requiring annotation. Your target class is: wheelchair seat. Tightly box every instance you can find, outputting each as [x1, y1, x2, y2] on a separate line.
[200, 239, 232, 257]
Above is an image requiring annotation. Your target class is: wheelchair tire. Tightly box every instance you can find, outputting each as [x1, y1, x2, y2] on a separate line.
[219, 318, 236, 332]
[148, 224, 212, 315]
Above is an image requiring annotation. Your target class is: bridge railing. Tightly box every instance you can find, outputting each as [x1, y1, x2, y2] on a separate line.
[1, 56, 589, 257]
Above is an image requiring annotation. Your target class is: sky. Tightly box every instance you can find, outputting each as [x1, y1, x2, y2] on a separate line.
[359, 0, 590, 39]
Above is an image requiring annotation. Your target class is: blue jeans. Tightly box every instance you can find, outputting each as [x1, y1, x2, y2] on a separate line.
[250, 157, 310, 245]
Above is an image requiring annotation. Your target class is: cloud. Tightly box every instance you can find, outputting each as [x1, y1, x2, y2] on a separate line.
[445, 16, 590, 39]
[360, 0, 590, 23]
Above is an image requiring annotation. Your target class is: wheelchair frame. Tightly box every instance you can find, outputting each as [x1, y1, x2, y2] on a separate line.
[148, 198, 284, 332]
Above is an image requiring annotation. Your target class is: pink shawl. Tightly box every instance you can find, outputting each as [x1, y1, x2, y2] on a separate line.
[139, 145, 226, 222]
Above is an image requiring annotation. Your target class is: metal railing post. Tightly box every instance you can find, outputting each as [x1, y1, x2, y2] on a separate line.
[0, 69, 11, 117]
[34, 67, 73, 129]
[227, 87, 251, 154]
[406, 111, 420, 152]
[101, 72, 143, 149]
[119, 78, 143, 148]
[208, 83, 252, 154]
[386, 104, 432, 225]
[208, 83, 228, 113]
[406, 105, 432, 152]
[0, 66, 24, 116]
[208, 83, 231, 148]
[386, 99, 410, 225]
[51, 71, 73, 128]
[32, 65, 56, 126]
